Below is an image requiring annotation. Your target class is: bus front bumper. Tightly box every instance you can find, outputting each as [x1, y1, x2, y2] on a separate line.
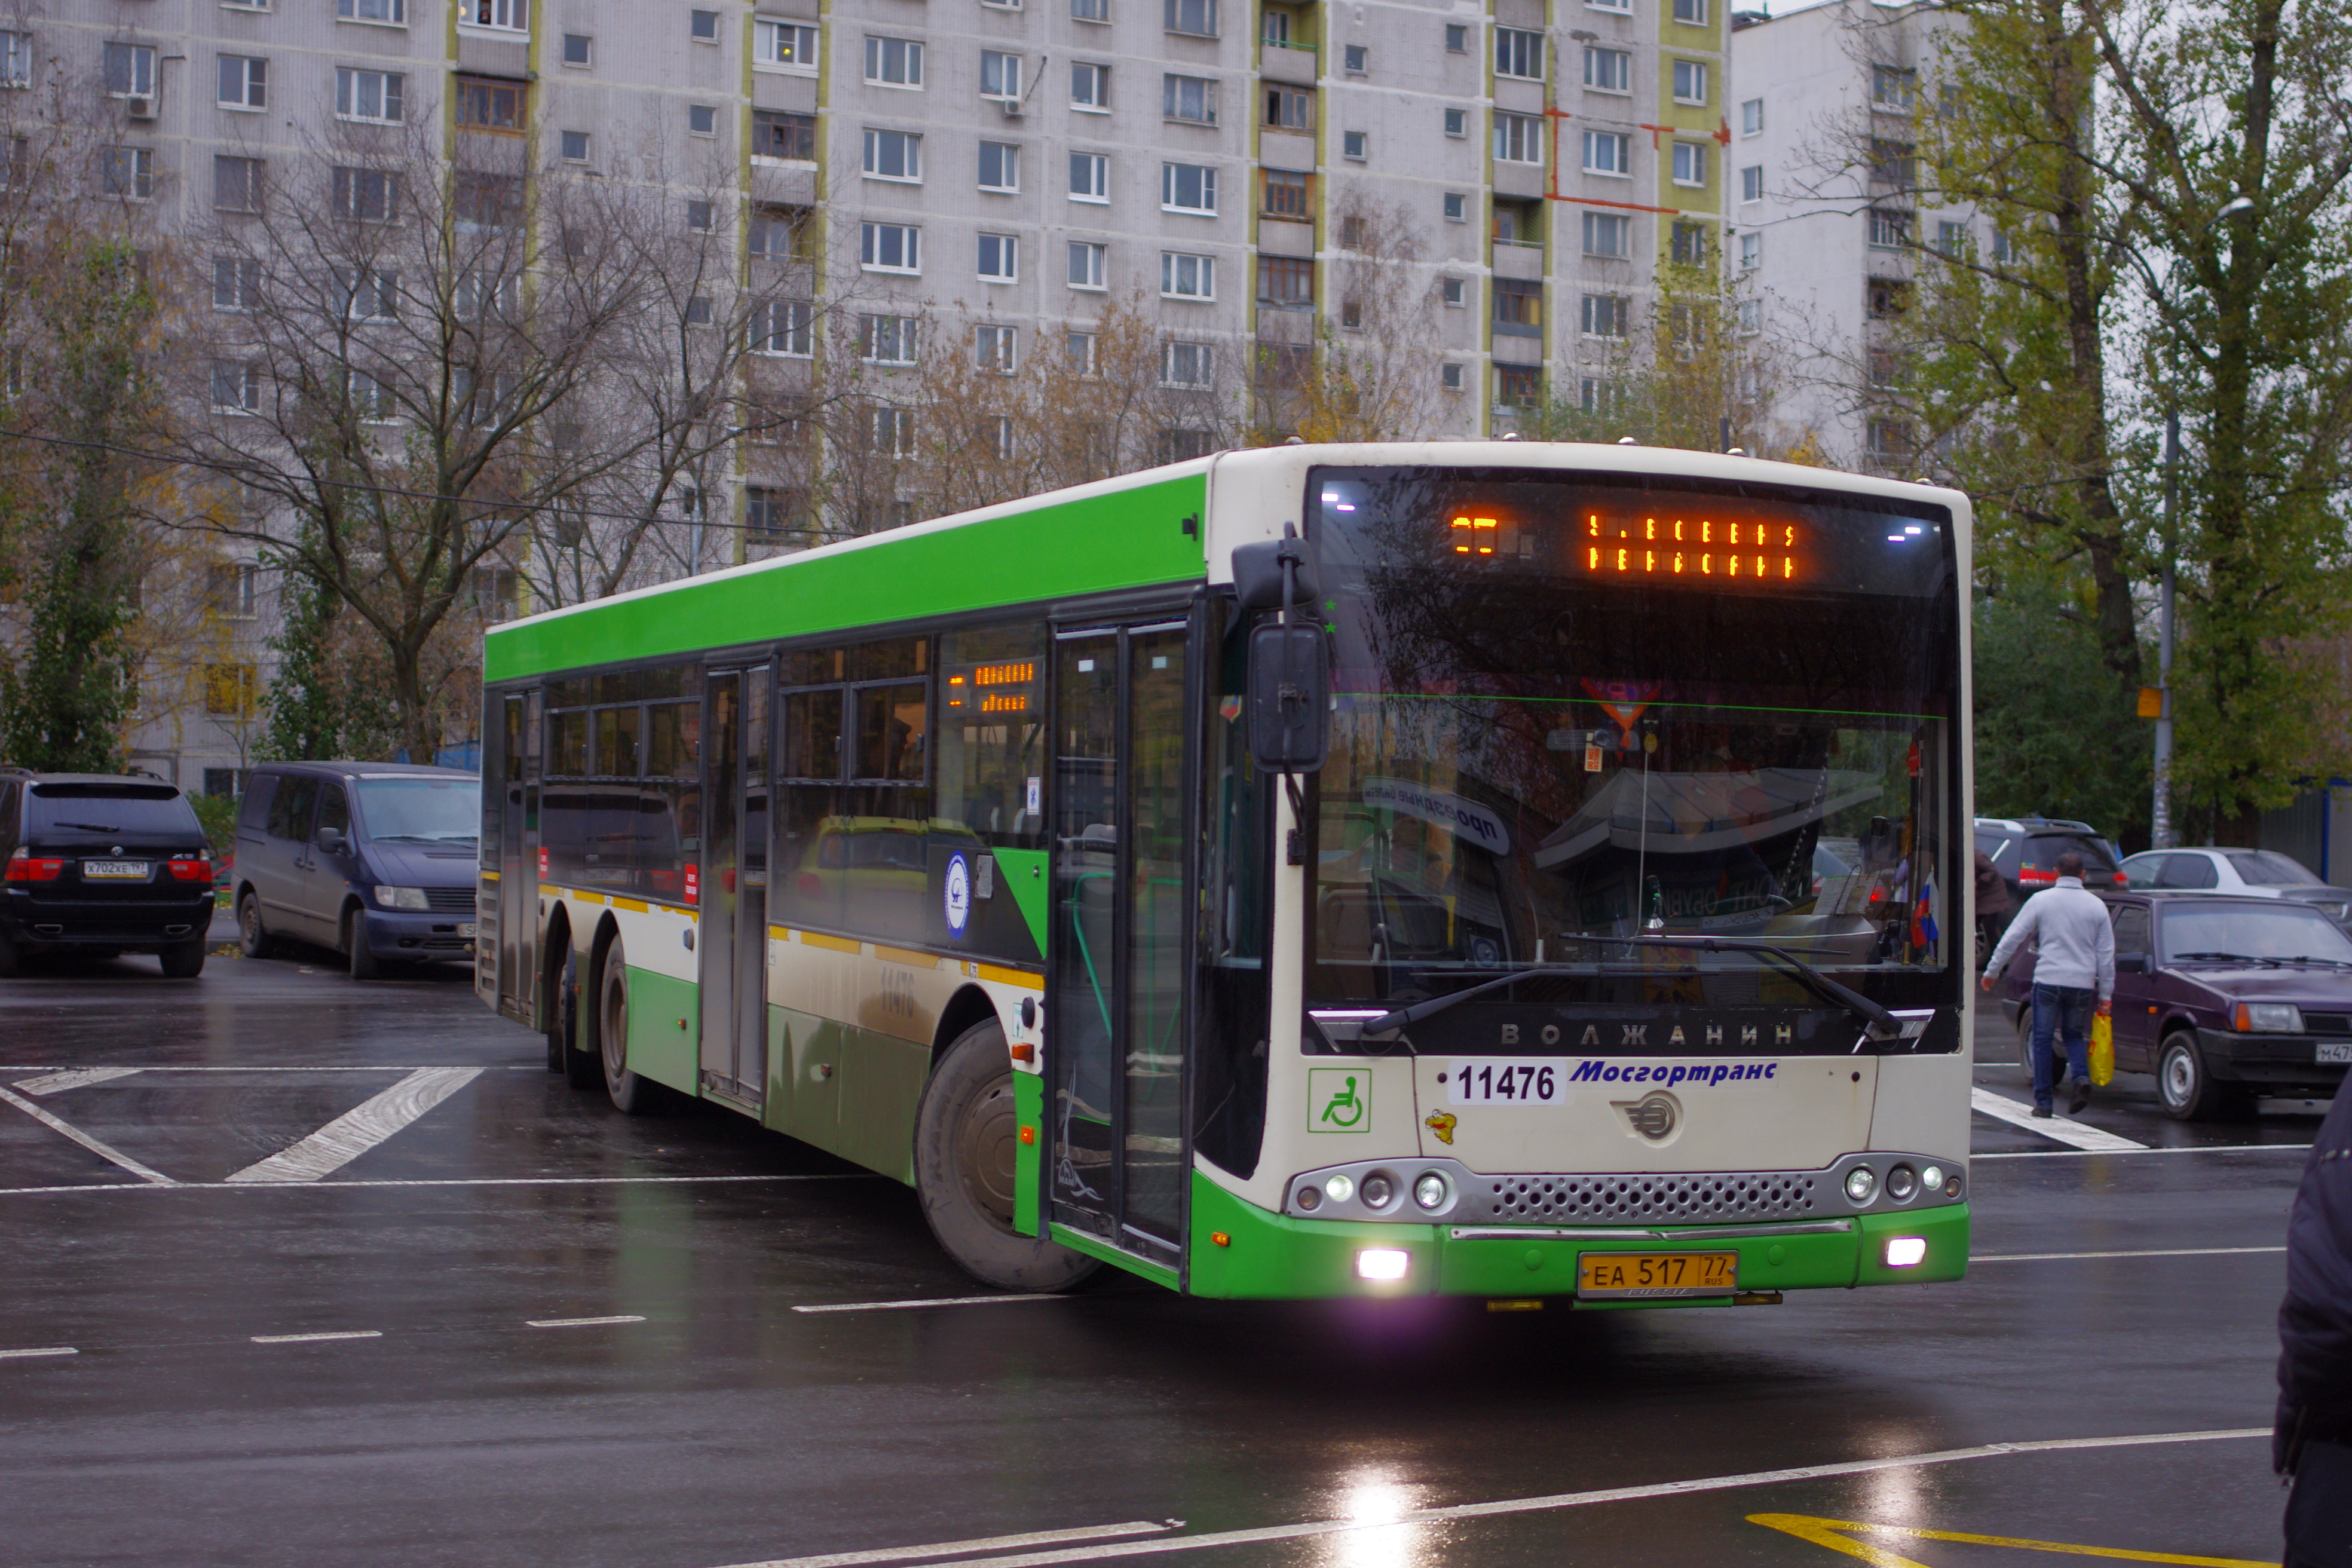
[1185, 1175, 1968, 1301]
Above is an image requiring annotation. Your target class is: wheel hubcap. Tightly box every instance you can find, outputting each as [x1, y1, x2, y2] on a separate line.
[602, 972, 627, 1080]
[956, 1071, 1019, 1232]
[2163, 1049, 2194, 1105]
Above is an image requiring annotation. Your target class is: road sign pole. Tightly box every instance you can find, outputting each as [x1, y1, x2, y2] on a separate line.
[2152, 414, 2179, 849]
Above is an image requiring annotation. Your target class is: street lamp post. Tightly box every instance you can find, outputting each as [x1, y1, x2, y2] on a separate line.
[2152, 412, 2179, 849]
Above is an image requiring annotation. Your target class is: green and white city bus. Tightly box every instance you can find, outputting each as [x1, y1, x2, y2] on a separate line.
[477, 442, 1974, 1304]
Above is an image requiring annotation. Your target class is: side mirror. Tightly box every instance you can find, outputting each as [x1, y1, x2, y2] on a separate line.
[2117, 952, 2148, 973]
[1232, 535, 1319, 611]
[1248, 621, 1331, 773]
[316, 826, 347, 854]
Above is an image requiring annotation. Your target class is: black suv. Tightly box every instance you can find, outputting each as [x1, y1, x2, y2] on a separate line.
[1974, 815, 2126, 904]
[0, 771, 216, 977]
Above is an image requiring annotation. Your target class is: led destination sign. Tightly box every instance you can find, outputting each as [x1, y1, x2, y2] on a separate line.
[1447, 508, 1808, 583]
[944, 660, 1039, 716]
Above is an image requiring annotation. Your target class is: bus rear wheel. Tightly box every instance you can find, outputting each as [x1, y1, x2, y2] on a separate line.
[915, 1019, 1100, 1293]
[599, 936, 664, 1115]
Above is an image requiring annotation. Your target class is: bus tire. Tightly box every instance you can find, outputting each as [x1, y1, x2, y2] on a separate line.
[599, 936, 664, 1114]
[546, 948, 575, 1072]
[914, 1019, 1101, 1293]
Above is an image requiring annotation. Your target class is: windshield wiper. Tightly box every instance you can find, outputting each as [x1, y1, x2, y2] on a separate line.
[48, 822, 124, 834]
[1361, 935, 1901, 1041]
[2172, 951, 2279, 967]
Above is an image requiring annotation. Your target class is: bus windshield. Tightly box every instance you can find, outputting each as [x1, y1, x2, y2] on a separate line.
[1304, 466, 1960, 1012]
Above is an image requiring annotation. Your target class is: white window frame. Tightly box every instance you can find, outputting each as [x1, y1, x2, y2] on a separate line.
[1440, 277, 1465, 307]
[1496, 112, 1544, 166]
[754, 20, 819, 74]
[751, 298, 815, 357]
[1163, 73, 1217, 124]
[1671, 0, 1706, 24]
[1582, 210, 1630, 258]
[1585, 0, 1630, 13]
[980, 50, 1023, 100]
[335, 68, 405, 124]
[1164, 0, 1218, 38]
[560, 128, 590, 162]
[463, 0, 528, 34]
[1160, 338, 1212, 387]
[105, 146, 155, 201]
[1067, 240, 1107, 290]
[862, 127, 923, 183]
[1159, 250, 1214, 301]
[1073, 0, 1110, 23]
[213, 255, 262, 313]
[1739, 229, 1761, 270]
[1342, 130, 1367, 161]
[218, 55, 268, 111]
[1443, 108, 1468, 137]
[978, 141, 1021, 192]
[1740, 97, 1763, 136]
[976, 232, 1019, 281]
[1065, 330, 1099, 373]
[333, 166, 398, 222]
[1671, 140, 1707, 186]
[688, 103, 718, 136]
[1444, 24, 1468, 53]
[1494, 27, 1542, 81]
[337, 0, 408, 22]
[975, 323, 1018, 373]
[561, 33, 592, 66]
[1579, 292, 1627, 338]
[1069, 151, 1109, 203]
[1442, 192, 1465, 222]
[689, 9, 720, 41]
[1440, 362, 1463, 390]
[0, 32, 27, 88]
[860, 221, 923, 274]
[1160, 161, 1217, 215]
[211, 362, 261, 415]
[864, 36, 925, 89]
[1737, 297, 1762, 336]
[105, 43, 158, 99]
[862, 315, 919, 366]
[1740, 163, 1762, 203]
[1583, 47, 1630, 93]
[1342, 44, 1367, 75]
[335, 267, 400, 321]
[1867, 207, 1910, 249]
[1871, 64, 1917, 111]
[1581, 128, 1630, 177]
[1671, 59, 1707, 105]
[1070, 61, 1110, 112]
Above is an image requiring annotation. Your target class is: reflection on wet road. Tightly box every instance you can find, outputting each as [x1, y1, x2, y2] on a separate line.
[0, 947, 2314, 1567]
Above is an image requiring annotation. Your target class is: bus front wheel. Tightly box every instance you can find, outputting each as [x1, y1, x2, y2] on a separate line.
[915, 1019, 1100, 1293]
[599, 937, 664, 1115]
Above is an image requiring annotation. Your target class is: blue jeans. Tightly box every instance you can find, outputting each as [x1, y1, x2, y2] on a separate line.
[2031, 982, 2093, 1110]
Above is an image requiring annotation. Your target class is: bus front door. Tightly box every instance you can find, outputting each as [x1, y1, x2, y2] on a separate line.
[1049, 623, 1190, 1272]
[699, 667, 771, 1107]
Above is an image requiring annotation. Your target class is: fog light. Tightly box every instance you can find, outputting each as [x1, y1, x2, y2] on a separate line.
[1356, 1248, 1410, 1282]
[1885, 1236, 1928, 1267]
[1845, 1165, 1878, 1203]
[1944, 1176, 1962, 1198]
[1414, 1172, 1449, 1210]
[1296, 1186, 1321, 1212]
[1324, 1174, 1355, 1204]
[1920, 1164, 1944, 1193]
[1359, 1172, 1395, 1209]
[1886, 1163, 1918, 1201]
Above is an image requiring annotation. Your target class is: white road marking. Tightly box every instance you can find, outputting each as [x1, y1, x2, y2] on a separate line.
[222, 1067, 481, 1184]
[0, 1172, 880, 1197]
[250, 1331, 383, 1344]
[1970, 1086, 2149, 1151]
[758, 1428, 2266, 1568]
[12, 1067, 145, 1095]
[792, 1294, 1069, 1315]
[0, 1347, 78, 1360]
[713, 1521, 1181, 1568]
[0, 1086, 176, 1185]
[526, 1315, 645, 1328]
[1976, 1245, 2286, 1263]
[1976, 1141, 2310, 1159]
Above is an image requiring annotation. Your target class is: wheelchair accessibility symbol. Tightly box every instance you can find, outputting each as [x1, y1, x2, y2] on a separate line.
[1308, 1068, 1371, 1133]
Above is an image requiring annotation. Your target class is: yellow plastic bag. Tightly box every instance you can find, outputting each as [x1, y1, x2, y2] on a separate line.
[2089, 1012, 2115, 1088]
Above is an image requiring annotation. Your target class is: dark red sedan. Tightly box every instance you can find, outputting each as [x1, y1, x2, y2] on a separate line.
[1996, 890, 2352, 1119]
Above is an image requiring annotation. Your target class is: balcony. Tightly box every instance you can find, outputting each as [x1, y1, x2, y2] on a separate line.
[1260, 41, 1316, 86]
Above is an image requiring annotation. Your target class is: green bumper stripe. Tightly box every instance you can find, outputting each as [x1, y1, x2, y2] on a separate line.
[1013, 1070, 1042, 1238]
[623, 967, 699, 1095]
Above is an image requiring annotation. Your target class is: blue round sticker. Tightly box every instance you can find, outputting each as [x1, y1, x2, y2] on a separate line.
[943, 852, 972, 940]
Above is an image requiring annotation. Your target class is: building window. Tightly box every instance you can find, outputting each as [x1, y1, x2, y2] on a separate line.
[690, 9, 719, 40]
[1162, 339, 1212, 387]
[1582, 212, 1630, 256]
[1443, 192, 1466, 222]
[1584, 46, 1630, 91]
[347, 367, 399, 422]
[212, 362, 261, 414]
[1071, 62, 1110, 111]
[1069, 151, 1108, 201]
[1871, 65, 1917, 111]
[1162, 162, 1217, 213]
[456, 77, 524, 133]
[1579, 292, 1626, 338]
[1342, 130, 1368, 161]
[0, 32, 27, 88]
[1493, 278, 1541, 336]
[976, 232, 1019, 281]
[1496, 114, 1545, 165]
[688, 105, 718, 136]
[1494, 27, 1542, 80]
[1257, 254, 1311, 307]
[213, 256, 262, 312]
[1065, 330, 1098, 373]
[1496, 365, 1542, 408]
[1870, 138, 1918, 187]
[751, 298, 814, 356]
[975, 324, 1018, 372]
[1671, 0, 1706, 24]
[562, 33, 592, 66]
[1739, 229, 1761, 269]
[1867, 277, 1910, 317]
[981, 51, 1023, 100]
[213, 155, 261, 213]
[861, 315, 918, 365]
[1737, 297, 1762, 335]
[1265, 85, 1312, 130]
[1074, 0, 1110, 21]
[1670, 221, 1708, 264]
[1867, 207, 1910, 249]
[865, 36, 925, 87]
[1580, 129, 1628, 175]
[455, 172, 522, 228]
[1165, 0, 1218, 37]
[1445, 23, 1468, 52]
[754, 111, 816, 161]
[338, 0, 408, 21]
[104, 43, 158, 98]
[1067, 240, 1107, 290]
[218, 56, 268, 111]
[868, 406, 914, 455]
[1741, 97, 1763, 136]
[685, 198, 715, 231]
[684, 296, 715, 328]
[976, 141, 1020, 192]
[751, 206, 813, 259]
[745, 487, 794, 545]
[1991, 229, 2014, 264]
[1262, 168, 1309, 217]
[861, 222, 921, 273]
[863, 128, 923, 181]
[467, 0, 528, 32]
[1672, 141, 1707, 186]
[336, 69, 405, 122]
[1444, 107, 1468, 137]
[206, 663, 261, 718]
[1935, 219, 1967, 257]
[1162, 252, 1215, 300]
[1164, 74, 1217, 124]
[103, 147, 155, 201]
[335, 267, 399, 320]
[756, 21, 818, 71]
[1866, 418, 1913, 460]
[1343, 44, 1368, 74]
[1740, 164, 1763, 203]
[455, 271, 520, 318]
[1440, 362, 1463, 390]
[1440, 277, 1465, 307]
[1867, 347, 1906, 389]
[1673, 60, 1708, 105]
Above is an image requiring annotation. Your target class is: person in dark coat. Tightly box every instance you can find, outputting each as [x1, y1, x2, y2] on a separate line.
[1973, 846, 2013, 961]
[2278, 1086, 2352, 1566]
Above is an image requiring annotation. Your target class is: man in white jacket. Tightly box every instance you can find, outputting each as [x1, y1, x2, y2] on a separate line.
[1980, 851, 2115, 1117]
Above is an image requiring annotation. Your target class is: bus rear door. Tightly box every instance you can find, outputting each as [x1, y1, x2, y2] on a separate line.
[700, 666, 771, 1107]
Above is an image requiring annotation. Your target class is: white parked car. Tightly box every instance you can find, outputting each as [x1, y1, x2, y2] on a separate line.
[2117, 847, 2352, 924]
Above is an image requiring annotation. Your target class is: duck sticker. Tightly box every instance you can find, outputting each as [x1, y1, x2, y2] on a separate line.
[1424, 1110, 1457, 1146]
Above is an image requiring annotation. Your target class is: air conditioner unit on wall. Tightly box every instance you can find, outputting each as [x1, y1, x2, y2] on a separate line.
[124, 96, 156, 120]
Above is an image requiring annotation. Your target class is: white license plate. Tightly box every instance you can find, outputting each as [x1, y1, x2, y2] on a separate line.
[81, 860, 148, 880]
[1448, 1059, 1567, 1105]
[2318, 1042, 2352, 1065]
[458, 923, 477, 938]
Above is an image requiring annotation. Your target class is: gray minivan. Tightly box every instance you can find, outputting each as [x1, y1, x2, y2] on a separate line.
[232, 763, 480, 979]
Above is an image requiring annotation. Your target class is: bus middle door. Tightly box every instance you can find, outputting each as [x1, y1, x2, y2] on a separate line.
[699, 667, 771, 1108]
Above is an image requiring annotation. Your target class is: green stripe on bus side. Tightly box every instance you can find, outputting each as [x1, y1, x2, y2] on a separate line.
[624, 966, 700, 1094]
[1013, 1068, 1043, 1238]
[485, 473, 1209, 682]
[991, 848, 1050, 955]
[1048, 1223, 1181, 1291]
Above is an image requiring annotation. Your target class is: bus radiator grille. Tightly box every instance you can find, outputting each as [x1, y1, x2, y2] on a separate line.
[1474, 1173, 1821, 1226]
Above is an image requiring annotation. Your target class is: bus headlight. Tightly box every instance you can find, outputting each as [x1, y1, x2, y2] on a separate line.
[1920, 1165, 1945, 1194]
[1324, 1174, 1355, 1204]
[1356, 1248, 1410, 1282]
[1886, 1163, 1918, 1202]
[1414, 1172, 1449, 1210]
[1359, 1172, 1396, 1209]
[1884, 1236, 1928, 1267]
[1845, 1165, 1878, 1203]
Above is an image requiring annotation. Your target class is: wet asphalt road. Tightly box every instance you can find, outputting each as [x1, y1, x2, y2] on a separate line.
[0, 929, 2319, 1568]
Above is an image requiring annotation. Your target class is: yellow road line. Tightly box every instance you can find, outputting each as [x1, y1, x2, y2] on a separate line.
[1748, 1514, 2277, 1567]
